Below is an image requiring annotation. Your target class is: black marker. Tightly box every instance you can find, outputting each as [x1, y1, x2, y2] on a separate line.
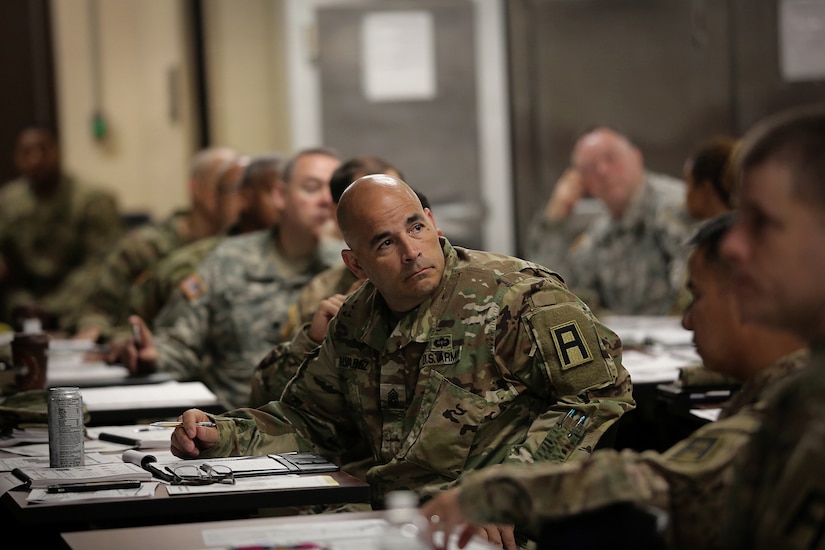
[11, 468, 32, 488]
[130, 319, 155, 373]
[131, 321, 142, 349]
[47, 480, 142, 493]
[98, 432, 141, 447]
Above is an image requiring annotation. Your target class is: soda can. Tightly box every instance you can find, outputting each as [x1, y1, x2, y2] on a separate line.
[48, 387, 85, 467]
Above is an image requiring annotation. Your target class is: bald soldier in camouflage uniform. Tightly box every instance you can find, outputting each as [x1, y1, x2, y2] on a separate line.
[717, 107, 825, 549]
[65, 147, 242, 340]
[0, 126, 121, 326]
[123, 148, 342, 410]
[422, 213, 808, 550]
[128, 154, 284, 326]
[525, 127, 695, 315]
[170, 175, 634, 548]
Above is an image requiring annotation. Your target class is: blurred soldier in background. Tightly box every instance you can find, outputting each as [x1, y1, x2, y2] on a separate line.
[525, 126, 695, 315]
[0, 126, 122, 328]
[128, 153, 283, 325]
[67, 146, 241, 341]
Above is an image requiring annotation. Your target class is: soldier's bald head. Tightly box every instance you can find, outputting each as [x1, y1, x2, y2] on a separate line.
[337, 174, 422, 248]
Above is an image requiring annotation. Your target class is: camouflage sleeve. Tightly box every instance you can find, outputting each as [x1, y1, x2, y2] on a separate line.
[560, 234, 603, 311]
[128, 266, 170, 325]
[457, 451, 668, 530]
[248, 322, 321, 408]
[129, 239, 217, 326]
[459, 412, 760, 547]
[77, 189, 122, 264]
[499, 276, 634, 464]
[73, 226, 169, 337]
[199, 327, 359, 460]
[151, 272, 214, 382]
[525, 210, 576, 273]
[28, 187, 121, 322]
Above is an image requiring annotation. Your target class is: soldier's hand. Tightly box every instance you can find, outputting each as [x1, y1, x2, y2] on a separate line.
[421, 488, 478, 550]
[170, 409, 220, 458]
[307, 294, 348, 343]
[474, 524, 517, 550]
[121, 315, 158, 374]
[545, 167, 584, 221]
[306, 278, 366, 343]
[103, 337, 128, 364]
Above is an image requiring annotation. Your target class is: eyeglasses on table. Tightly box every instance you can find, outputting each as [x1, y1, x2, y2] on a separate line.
[168, 463, 235, 486]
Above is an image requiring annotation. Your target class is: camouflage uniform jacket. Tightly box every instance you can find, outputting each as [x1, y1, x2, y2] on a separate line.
[153, 228, 344, 410]
[456, 348, 810, 548]
[526, 172, 695, 316]
[200, 238, 635, 508]
[65, 210, 194, 336]
[721, 343, 825, 549]
[248, 263, 360, 407]
[0, 174, 121, 321]
[128, 234, 227, 326]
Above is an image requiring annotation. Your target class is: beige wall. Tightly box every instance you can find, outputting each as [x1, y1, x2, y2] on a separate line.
[204, 0, 290, 157]
[50, 0, 291, 221]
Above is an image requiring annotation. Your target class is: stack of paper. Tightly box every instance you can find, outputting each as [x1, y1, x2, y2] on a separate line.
[86, 425, 174, 449]
[78, 381, 219, 410]
[11, 461, 151, 488]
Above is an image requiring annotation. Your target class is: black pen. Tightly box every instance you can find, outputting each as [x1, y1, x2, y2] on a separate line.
[131, 321, 142, 349]
[46, 480, 143, 493]
[98, 432, 141, 447]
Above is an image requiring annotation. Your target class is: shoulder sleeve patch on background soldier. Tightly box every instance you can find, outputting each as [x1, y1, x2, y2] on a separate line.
[179, 273, 206, 301]
[524, 302, 615, 395]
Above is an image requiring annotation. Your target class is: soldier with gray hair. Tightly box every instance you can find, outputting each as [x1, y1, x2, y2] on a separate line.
[525, 126, 695, 315]
[168, 174, 634, 549]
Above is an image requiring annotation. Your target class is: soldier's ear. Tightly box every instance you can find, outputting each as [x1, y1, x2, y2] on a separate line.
[342, 249, 367, 280]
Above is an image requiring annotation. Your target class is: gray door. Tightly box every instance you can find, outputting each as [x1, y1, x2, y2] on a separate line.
[316, 0, 484, 249]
